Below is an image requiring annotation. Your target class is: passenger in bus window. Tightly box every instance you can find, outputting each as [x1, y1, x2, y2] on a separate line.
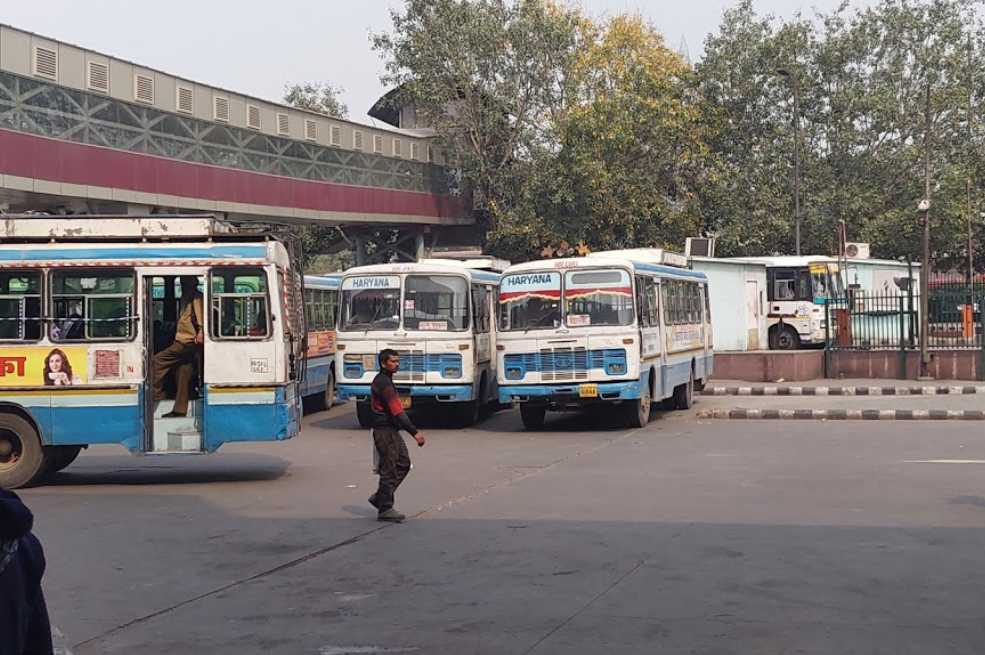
[152, 277, 204, 418]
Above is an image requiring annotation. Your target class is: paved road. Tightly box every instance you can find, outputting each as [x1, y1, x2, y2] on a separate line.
[20, 399, 985, 654]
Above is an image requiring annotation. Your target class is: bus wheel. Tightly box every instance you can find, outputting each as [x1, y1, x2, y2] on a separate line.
[356, 401, 373, 428]
[627, 381, 652, 428]
[44, 445, 83, 475]
[323, 370, 336, 410]
[0, 413, 48, 489]
[772, 326, 801, 350]
[520, 404, 546, 430]
[673, 371, 694, 410]
[457, 400, 480, 427]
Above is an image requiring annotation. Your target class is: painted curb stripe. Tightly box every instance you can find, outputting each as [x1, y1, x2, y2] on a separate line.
[702, 385, 985, 397]
[697, 408, 985, 421]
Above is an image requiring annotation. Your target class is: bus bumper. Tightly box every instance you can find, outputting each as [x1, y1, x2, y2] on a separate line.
[498, 381, 641, 406]
[337, 384, 475, 403]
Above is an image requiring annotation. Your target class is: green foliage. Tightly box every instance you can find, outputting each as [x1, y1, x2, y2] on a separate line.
[373, 0, 985, 269]
[283, 81, 349, 118]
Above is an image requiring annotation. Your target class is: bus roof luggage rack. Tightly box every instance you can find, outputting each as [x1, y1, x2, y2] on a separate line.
[0, 214, 270, 242]
[418, 256, 510, 273]
[587, 248, 689, 269]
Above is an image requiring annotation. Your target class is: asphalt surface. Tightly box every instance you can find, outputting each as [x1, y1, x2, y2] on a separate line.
[19, 397, 985, 654]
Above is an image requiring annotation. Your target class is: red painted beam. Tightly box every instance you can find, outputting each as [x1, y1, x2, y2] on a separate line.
[0, 128, 467, 220]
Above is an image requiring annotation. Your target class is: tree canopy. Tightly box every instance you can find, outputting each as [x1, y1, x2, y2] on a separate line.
[370, 0, 985, 268]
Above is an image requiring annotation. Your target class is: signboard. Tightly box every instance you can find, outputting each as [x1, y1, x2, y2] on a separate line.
[341, 276, 400, 291]
[499, 272, 561, 303]
[0, 346, 89, 387]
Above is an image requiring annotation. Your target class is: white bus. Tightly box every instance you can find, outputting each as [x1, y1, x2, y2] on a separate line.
[0, 215, 305, 488]
[335, 259, 504, 426]
[497, 249, 713, 429]
[739, 256, 844, 349]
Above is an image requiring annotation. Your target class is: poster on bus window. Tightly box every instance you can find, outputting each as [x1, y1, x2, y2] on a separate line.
[0, 346, 89, 387]
[306, 331, 336, 357]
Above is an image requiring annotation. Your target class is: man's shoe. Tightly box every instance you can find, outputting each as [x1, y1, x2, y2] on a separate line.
[368, 494, 380, 510]
[162, 411, 186, 418]
[377, 509, 405, 522]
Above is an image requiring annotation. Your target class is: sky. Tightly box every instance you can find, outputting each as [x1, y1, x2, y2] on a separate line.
[1, 0, 878, 124]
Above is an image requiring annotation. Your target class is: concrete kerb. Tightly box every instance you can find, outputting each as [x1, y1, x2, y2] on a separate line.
[703, 385, 985, 397]
[696, 408, 985, 421]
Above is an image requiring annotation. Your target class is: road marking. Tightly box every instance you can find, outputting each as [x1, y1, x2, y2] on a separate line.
[903, 459, 985, 464]
[320, 647, 419, 655]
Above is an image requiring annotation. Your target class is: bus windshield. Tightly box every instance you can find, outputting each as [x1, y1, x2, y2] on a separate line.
[564, 269, 634, 327]
[499, 271, 561, 331]
[340, 275, 400, 331]
[404, 275, 469, 331]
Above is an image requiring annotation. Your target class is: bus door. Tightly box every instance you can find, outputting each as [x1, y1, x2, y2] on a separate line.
[636, 275, 662, 397]
[202, 266, 283, 450]
[143, 272, 207, 454]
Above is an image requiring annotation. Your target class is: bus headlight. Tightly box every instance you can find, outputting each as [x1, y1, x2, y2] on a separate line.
[443, 367, 462, 379]
[607, 363, 627, 375]
[506, 367, 523, 380]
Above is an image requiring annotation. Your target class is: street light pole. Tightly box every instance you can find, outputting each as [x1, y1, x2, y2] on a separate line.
[919, 82, 932, 379]
[777, 68, 802, 256]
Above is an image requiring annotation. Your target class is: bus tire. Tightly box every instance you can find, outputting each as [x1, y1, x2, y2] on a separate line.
[356, 401, 373, 428]
[0, 413, 48, 489]
[520, 404, 546, 430]
[627, 379, 652, 428]
[323, 369, 336, 409]
[771, 325, 801, 350]
[673, 370, 694, 410]
[44, 445, 83, 474]
[457, 400, 480, 427]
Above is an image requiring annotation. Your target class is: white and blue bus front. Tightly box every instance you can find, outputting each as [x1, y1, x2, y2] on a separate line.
[335, 271, 477, 415]
[496, 266, 642, 408]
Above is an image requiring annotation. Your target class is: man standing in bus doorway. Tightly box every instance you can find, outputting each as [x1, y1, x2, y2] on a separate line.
[152, 276, 204, 418]
[368, 349, 425, 522]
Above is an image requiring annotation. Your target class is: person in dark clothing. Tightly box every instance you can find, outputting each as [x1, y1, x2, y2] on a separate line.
[368, 349, 426, 522]
[0, 489, 53, 655]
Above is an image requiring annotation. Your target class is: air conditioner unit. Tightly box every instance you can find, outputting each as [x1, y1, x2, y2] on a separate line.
[685, 237, 715, 258]
[844, 242, 870, 259]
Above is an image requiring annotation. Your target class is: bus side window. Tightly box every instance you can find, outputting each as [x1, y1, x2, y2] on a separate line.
[210, 268, 270, 339]
[0, 271, 42, 341]
[51, 270, 135, 341]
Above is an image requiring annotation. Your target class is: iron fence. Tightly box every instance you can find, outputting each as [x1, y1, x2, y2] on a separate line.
[826, 284, 984, 351]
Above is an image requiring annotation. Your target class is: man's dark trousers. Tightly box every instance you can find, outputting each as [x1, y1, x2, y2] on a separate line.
[373, 426, 411, 512]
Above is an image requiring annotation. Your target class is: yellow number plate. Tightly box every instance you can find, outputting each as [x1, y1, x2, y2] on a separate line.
[400, 396, 412, 410]
[579, 384, 599, 399]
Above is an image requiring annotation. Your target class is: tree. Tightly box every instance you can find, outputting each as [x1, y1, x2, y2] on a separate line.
[496, 15, 707, 257]
[283, 81, 349, 118]
[373, 0, 588, 228]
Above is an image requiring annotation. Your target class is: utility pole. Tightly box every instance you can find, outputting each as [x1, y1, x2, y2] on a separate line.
[919, 81, 932, 379]
[777, 67, 802, 256]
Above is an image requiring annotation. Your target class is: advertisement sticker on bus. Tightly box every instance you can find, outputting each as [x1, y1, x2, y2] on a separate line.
[499, 272, 561, 304]
[0, 345, 89, 387]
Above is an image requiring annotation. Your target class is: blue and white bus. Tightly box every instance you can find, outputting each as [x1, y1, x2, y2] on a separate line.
[497, 249, 713, 429]
[0, 215, 305, 488]
[302, 274, 341, 411]
[335, 259, 505, 426]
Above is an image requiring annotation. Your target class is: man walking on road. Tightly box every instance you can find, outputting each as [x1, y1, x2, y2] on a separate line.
[368, 349, 425, 522]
